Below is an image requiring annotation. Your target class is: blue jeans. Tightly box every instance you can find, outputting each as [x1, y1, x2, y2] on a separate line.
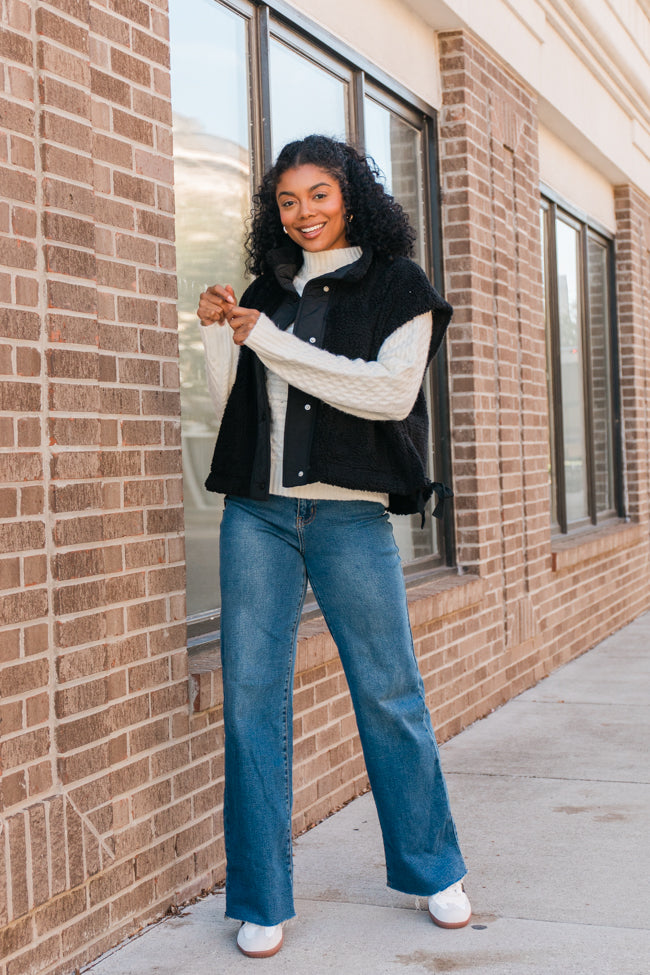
[219, 495, 467, 925]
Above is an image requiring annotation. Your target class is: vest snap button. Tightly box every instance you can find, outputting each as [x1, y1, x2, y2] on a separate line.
[309, 337, 316, 343]
[304, 404, 311, 411]
[323, 285, 329, 292]
[298, 471, 304, 477]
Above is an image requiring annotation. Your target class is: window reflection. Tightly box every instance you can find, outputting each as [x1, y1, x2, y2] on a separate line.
[364, 97, 426, 268]
[171, 4, 446, 621]
[555, 218, 588, 524]
[587, 235, 615, 515]
[540, 208, 559, 527]
[364, 96, 436, 560]
[170, 0, 252, 614]
[269, 38, 348, 158]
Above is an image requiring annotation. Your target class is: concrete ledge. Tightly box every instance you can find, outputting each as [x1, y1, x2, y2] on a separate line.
[188, 570, 486, 713]
[551, 519, 642, 572]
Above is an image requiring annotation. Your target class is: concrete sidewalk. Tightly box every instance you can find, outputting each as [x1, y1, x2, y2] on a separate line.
[87, 613, 650, 975]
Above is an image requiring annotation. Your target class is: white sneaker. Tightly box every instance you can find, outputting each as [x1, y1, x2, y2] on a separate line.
[428, 881, 471, 929]
[236, 921, 284, 957]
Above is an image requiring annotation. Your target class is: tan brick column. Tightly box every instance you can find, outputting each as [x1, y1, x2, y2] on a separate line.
[1, 3, 190, 972]
[438, 31, 550, 652]
[614, 184, 650, 527]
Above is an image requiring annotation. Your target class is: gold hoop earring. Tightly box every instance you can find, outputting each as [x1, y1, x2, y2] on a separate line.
[283, 226, 288, 234]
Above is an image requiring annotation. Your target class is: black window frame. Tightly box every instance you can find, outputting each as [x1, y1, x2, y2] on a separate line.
[540, 185, 624, 535]
[174, 0, 456, 649]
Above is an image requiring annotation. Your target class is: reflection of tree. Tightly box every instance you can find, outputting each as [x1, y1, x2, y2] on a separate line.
[173, 113, 251, 440]
[557, 275, 579, 347]
[173, 115, 251, 615]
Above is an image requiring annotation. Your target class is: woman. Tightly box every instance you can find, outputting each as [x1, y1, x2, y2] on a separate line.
[197, 135, 470, 958]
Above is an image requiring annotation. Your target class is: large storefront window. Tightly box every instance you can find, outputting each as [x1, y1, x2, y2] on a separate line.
[170, 0, 253, 617]
[170, 0, 449, 628]
[363, 89, 432, 560]
[269, 30, 350, 156]
[541, 195, 621, 533]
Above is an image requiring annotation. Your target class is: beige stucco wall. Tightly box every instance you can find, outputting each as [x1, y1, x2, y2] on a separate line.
[291, 0, 650, 200]
[406, 0, 650, 195]
[289, 0, 441, 108]
[539, 124, 616, 231]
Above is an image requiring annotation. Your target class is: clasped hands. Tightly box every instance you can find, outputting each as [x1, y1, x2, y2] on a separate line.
[197, 285, 260, 345]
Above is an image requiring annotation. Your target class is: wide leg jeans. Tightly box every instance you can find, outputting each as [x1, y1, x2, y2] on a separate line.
[219, 495, 467, 925]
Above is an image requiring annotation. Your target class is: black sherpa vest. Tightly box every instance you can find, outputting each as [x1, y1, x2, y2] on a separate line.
[205, 246, 453, 520]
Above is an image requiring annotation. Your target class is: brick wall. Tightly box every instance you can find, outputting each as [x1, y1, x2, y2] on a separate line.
[614, 183, 650, 526]
[1, 3, 194, 973]
[435, 30, 649, 673]
[1, 10, 650, 975]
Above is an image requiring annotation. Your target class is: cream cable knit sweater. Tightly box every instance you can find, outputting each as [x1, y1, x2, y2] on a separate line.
[201, 246, 433, 502]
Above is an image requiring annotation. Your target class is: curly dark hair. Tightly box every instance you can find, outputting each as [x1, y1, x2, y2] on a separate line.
[245, 134, 416, 276]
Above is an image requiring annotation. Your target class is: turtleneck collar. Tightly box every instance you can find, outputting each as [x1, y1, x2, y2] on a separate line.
[300, 246, 363, 279]
[293, 246, 364, 296]
[267, 244, 373, 293]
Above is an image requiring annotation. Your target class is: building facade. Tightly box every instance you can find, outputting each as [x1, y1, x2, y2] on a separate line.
[1, 1, 649, 972]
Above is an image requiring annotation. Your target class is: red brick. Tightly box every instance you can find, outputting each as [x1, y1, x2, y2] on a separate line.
[136, 209, 174, 239]
[7, 935, 60, 975]
[24, 622, 48, 654]
[28, 760, 53, 797]
[0, 487, 18, 517]
[39, 72, 90, 117]
[0, 914, 32, 960]
[0, 27, 33, 66]
[112, 107, 154, 146]
[17, 416, 41, 446]
[108, 0, 150, 28]
[36, 8, 88, 54]
[0, 769, 27, 808]
[34, 887, 87, 938]
[61, 903, 111, 956]
[132, 28, 169, 68]
[110, 47, 150, 86]
[45, 243, 96, 278]
[24, 554, 46, 586]
[91, 66, 130, 105]
[47, 279, 97, 313]
[0, 557, 20, 589]
[0, 589, 48, 626]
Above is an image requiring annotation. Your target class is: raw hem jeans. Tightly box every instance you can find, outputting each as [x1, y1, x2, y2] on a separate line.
[219, 496, 467, 926]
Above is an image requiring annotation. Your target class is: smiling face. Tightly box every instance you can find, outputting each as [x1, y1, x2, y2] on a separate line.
[275, 163, 350, 252]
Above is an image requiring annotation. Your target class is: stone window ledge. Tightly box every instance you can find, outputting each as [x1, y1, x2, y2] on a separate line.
[189, 569, 486, 713]
[551, 519, 642, 572]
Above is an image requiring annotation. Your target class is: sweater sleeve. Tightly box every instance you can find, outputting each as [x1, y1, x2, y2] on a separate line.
[200, 322, 240, 429]
[244, 310, 433, 421]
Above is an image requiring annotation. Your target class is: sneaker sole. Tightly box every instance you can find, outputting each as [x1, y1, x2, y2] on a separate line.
[237, 931, 284, 958]
[428, 908, 472, 929]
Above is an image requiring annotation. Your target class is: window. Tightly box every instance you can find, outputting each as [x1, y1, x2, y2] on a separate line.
[170, 0, 451, 635]
[540, 193, 622, 533]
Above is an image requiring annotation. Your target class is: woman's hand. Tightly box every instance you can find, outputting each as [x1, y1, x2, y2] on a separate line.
[225, 305, 260, 345]
[197, 284, 236, 326]
[197, 285, 259, 345]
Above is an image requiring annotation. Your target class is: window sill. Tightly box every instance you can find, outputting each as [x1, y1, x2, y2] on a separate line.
[551, 519, 642, 572]
[188, 568, 486, 712]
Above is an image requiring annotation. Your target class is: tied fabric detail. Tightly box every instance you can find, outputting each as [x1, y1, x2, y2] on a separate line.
[411, 481, 453, 527]
[432, 482, 454, 521]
